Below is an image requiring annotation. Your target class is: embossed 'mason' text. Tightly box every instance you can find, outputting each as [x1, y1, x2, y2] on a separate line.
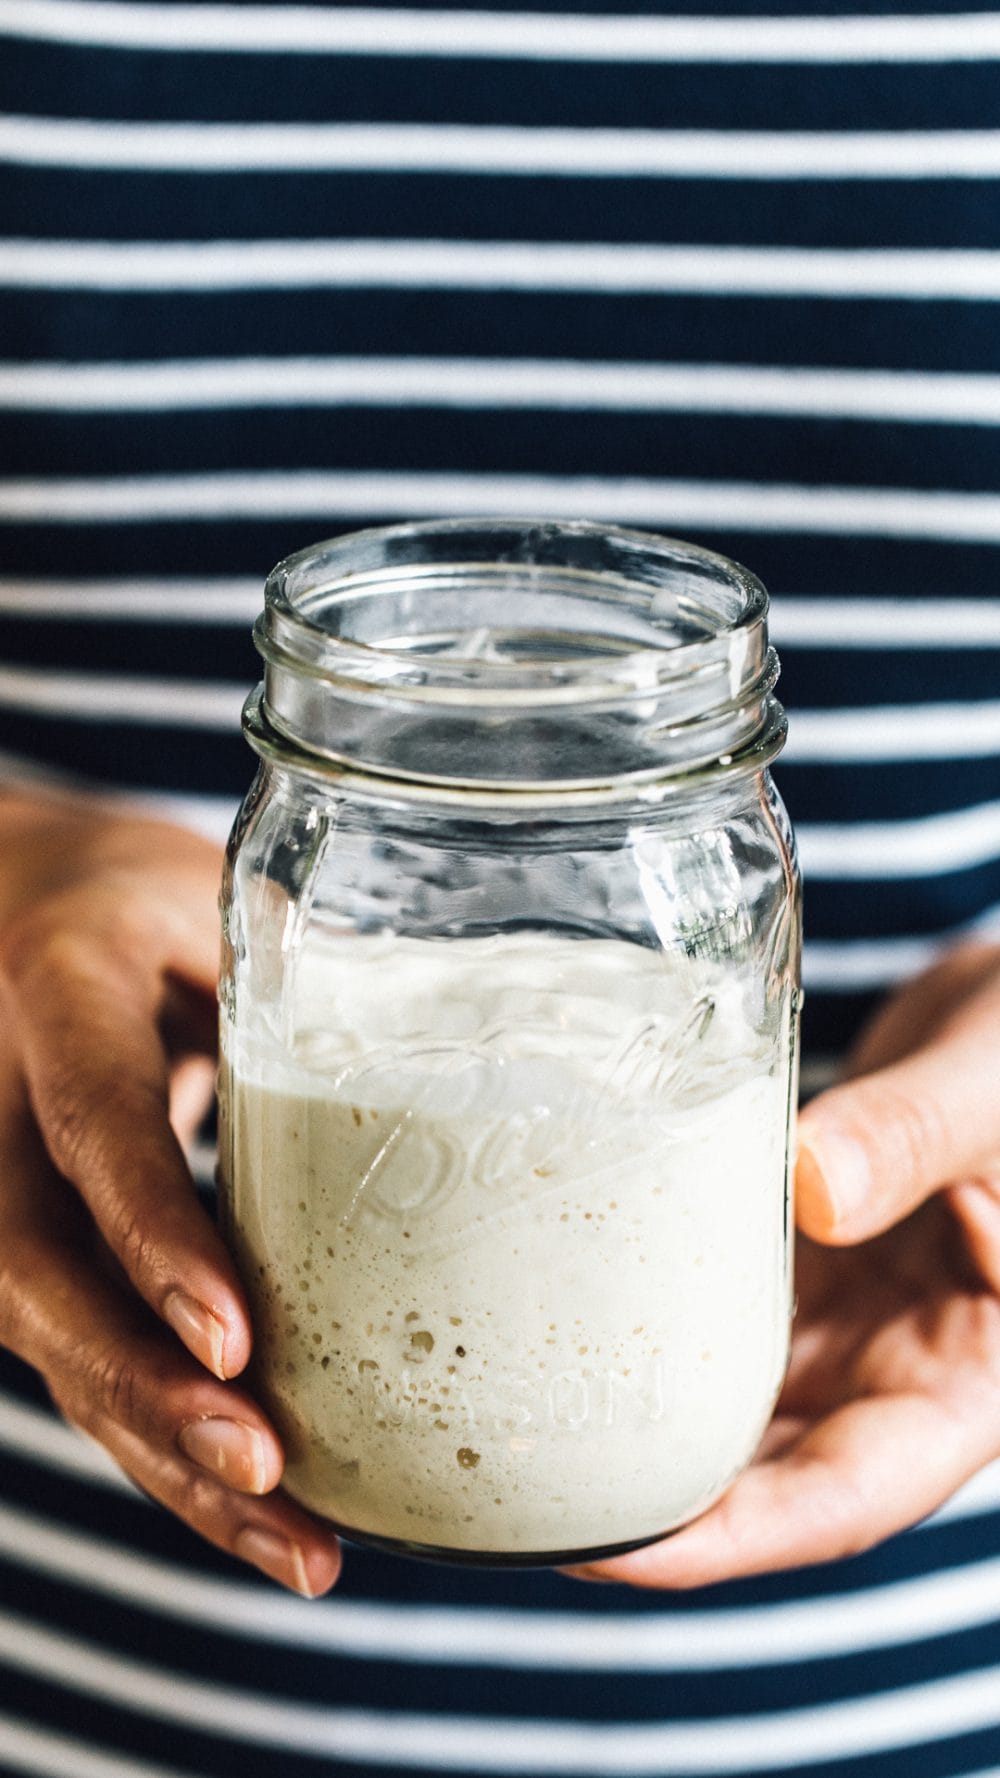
[356, 1358, 667, 1435]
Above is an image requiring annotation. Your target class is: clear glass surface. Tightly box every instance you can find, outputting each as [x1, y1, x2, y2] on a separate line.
[218, 520, 801, 1565]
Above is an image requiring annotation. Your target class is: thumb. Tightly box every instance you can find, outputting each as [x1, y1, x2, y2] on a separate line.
[796, 970, 1000, 1245]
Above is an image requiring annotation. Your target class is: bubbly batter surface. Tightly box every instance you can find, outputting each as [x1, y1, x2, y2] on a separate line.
[219, 932, 793, 1555]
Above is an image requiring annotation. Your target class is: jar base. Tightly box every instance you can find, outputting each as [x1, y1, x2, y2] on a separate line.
[333, 1520, 679, 1569]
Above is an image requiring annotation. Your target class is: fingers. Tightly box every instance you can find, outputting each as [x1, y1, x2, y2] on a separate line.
[796, 948, 1000, 1244]
[0, 807, 342, 1593]
[845, 941, 999, 1078]
[565, 1385, 997, 1591]
[0, 1102, 275, 1487]
[103, 1423, 342, 1597]
[0, 902, 250, 1379]
[0, 1092, 340, 1594]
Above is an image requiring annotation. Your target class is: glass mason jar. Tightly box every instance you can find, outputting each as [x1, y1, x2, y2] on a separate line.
[218, 518, 801, 1567]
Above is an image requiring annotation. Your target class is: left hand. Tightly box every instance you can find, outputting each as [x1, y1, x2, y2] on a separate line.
[566, 941, 1000, 1588]
[0, 791, 342, 1596]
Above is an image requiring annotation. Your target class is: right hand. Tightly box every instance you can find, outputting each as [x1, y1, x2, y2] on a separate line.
[0, 789, 342, 1595]
[566, 941, 1000, 1591]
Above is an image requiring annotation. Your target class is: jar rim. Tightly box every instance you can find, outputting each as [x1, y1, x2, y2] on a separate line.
[262, 517, 769, 703]
[253, 518, 784, 794]
[242, 682, 788, 813]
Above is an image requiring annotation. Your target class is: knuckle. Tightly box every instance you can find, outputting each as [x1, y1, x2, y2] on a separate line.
[36, 1056, 96, 1177]
[160, 1456, 243, 1545]
[86, 1340, 144, 1429]
[0, 911, 88, 994]
[853, 1074, 949, 1199]
[105, 1198, 159, 1286]
[34, 1079, 171, 1287]
[46, 1376, 102, 1442]
[892, 1085, 950, 1188]
[178, 1466, 228, 1524]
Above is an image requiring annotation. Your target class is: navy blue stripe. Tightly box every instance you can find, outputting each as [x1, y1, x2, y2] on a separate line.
[0, 1533, 999, 1778]
[777, 760, 1000, 825]
[0, 712, 253, 797]
[5, 169, 999, 250]
[781, 652, 1000, 708]
[4, 410, 998, 493]
[803, 866, 1000, 939]
[5, 292, 997, 379]
[4, 604, 1000, 729]
[4, 40, 1000, 131]
[800, 989, 877, 1052]
[0, 618, 259, 683]
[2, 525, 997, 606]
[3, 1541, 1000, 1725]
[712, 533, 1000, 603]
[2, 617, 998, 707]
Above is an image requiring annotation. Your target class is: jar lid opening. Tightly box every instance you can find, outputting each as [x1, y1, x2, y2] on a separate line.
[253, 519, 784, 794]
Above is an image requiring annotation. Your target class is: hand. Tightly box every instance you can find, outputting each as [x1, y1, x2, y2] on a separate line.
[567, 941, 1000, 1588]
[0, 791, 341, 1596]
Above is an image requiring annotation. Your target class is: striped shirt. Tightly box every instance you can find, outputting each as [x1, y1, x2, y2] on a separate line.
[2, 2, 1000, 1773]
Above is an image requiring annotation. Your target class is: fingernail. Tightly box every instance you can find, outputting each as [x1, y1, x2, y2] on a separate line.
[797, 1127, 872, 1228]
[178, 1418, 268, 1492]
[234, 1526, 315, 1596]
[164, 1290, 227, 1377]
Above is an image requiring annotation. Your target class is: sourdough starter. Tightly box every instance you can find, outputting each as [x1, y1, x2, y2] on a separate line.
[219, 931, 794, 1557]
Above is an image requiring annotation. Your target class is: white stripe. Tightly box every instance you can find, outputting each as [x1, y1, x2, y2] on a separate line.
[772, 597, 1000, 647]
[2, 469, 1000, 543]
[801, 929, 986, 991]
[0, 664, 246, 729]
[805, 896, 1000, 987]
[787, 701, 1000, 762]
[0, 577, 262, 621]
[4, 583, 1000, 649]
[2, 1489, 1000, 1670]
[800, 801, 1000, 878]
[119, 788, 238, 844]
[0, 1393, 135, 1495]
[5, 654, 999, 768]
[5, 116, 1000, 179]
[0, 1714, 198, 1778]
[4, 657, 1000, 767]
[931, 1458, 1000, 1523]
[5, 238, 1000, 300]
[1, 1604, 1000, 1769]
[1, 1385, 1000, 1663]
[5, 356, 1000, 426]
[7, 2, 1000, 63]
